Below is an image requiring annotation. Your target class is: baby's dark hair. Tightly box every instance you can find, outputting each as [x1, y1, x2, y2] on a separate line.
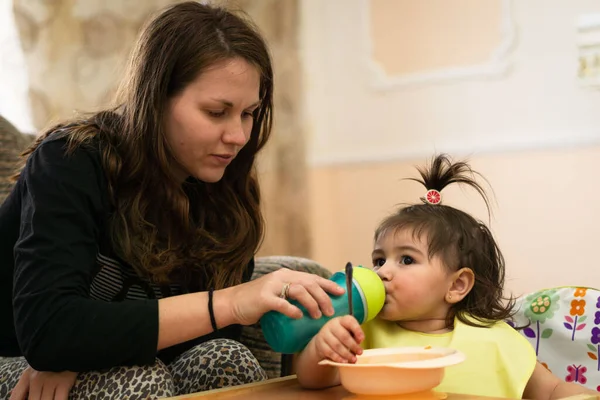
[374, 154, 515, 329]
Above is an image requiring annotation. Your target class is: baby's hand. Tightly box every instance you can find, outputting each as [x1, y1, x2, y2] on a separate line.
[314, 315, 364, 364]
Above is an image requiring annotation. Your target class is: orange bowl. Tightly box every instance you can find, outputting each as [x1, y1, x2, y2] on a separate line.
[318, 347, 465, 396]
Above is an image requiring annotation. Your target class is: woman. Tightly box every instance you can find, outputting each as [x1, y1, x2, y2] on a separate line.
[0, 2, 342, 399]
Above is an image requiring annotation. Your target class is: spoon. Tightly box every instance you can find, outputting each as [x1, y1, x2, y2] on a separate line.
[345, 262, 353, 316]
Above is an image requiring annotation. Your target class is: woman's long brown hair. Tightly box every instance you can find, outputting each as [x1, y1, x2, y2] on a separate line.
[15, 2, 273, 290]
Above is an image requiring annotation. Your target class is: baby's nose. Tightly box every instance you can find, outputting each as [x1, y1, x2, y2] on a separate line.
[375, 266, 390, 281]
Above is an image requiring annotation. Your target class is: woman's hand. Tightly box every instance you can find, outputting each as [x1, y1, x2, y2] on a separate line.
[228, 268, 345, 326]
[9, 366, 78, 400]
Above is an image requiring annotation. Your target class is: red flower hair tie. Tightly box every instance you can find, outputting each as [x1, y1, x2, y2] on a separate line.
[424, 189, 442, 205]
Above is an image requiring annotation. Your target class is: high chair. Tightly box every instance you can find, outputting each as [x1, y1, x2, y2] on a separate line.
[510, 286, 600, 392]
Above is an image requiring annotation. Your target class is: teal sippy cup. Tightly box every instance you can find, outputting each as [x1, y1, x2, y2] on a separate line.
[260, 265, 385, 354]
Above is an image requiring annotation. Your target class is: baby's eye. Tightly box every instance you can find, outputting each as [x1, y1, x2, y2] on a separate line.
[372, 258, 386, 268]
[400, 255, 414, 265]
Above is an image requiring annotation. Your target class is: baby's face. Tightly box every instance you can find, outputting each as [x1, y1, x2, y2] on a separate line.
[372, 229, 453, 324]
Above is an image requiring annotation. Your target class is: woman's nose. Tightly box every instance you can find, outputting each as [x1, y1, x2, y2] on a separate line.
[223, 118, 248, 146]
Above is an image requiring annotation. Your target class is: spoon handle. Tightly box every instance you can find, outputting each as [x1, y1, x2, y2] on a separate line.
[345, 262, 353, 316]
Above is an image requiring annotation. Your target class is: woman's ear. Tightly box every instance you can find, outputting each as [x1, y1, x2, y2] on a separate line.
[445, 268, 474, 304]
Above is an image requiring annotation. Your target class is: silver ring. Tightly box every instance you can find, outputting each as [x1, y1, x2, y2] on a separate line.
[280, 282, 291, 299]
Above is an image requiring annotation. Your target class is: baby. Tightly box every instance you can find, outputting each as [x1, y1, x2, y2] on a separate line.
[295, 155, 596, 399]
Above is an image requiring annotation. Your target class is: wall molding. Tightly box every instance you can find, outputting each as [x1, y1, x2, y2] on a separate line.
[577, 13, 600, 89]
[308, 134, 600, 167]
[361, 0, 517, 90]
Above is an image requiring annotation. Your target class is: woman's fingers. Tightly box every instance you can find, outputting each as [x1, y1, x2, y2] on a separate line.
[26, 370, 43, 400]
[239, 269, 347, 325]
[315, 275, 346, 296]
[287, 284, 321, 319]
[270, 296, 303, 319]
[8, 367, 78, 400]
[302, 279, 336, 317]
[310, 276, 345, 316]
[274, 270, 345, 318]
[53, 384, 71, 400]
[39, 384, 56, 400]
[8, 369, 29, 400]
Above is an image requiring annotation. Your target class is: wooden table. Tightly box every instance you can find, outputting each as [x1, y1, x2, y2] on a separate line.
[164, 375, 532, 400]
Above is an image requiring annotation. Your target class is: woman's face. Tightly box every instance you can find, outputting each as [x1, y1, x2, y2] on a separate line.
[164, 57, 261, 183]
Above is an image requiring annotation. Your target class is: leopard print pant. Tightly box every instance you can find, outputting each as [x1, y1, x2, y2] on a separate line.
[0, 338, 267, 399]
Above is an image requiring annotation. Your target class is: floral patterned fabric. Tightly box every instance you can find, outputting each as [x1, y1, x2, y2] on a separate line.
[511, 286, 600, 392]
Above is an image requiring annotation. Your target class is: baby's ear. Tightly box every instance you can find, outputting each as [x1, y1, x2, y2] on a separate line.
[446, 267, 474, 303]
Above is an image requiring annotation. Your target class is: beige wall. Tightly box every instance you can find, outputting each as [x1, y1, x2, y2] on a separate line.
[309, 148, 600, 298]
[370, 0, 504, 76]
[301, 0, 600, 297]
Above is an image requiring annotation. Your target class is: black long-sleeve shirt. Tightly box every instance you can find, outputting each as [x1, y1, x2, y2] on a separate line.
[0, 135, 252, 372]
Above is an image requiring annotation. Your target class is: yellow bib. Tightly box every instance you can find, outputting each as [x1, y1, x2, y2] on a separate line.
[362, 316, 537, 398]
